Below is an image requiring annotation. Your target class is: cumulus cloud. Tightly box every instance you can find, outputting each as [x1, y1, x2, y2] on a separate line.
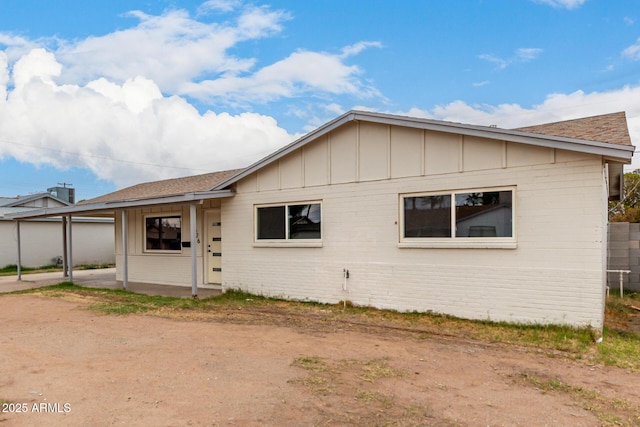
[180, 48, 381, 104]
[0, 49, 294, 188]
[532, 0, 586, 9]
[52, 7, 285, 93]
[0, 3, 381, 189]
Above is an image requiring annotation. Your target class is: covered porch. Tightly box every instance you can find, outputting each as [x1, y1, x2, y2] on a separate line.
[5, 186, 235, 298]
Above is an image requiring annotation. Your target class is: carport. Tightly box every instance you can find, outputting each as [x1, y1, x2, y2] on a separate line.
[5, 189, 233, 297]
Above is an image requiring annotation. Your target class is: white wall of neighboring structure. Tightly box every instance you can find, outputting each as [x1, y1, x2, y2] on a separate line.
[220, 121, 609, 328]
[0, 218, 115, 267]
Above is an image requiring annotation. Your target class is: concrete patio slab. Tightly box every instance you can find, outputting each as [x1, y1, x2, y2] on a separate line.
[0, 268, 222, 298]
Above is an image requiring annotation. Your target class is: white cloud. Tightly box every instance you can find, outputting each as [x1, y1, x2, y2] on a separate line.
[179, 48, 382, 104]
[0, 51, 8, 101]
[7, 5, 288, 96]
[479, 48, 543, 70]
[198, 0, 242, 14]
[0, 4, 373, 108]
[12, 48, 61, 88]
[516, 48, 543, 61]
[0, 49, 294, 188]
[533, 0, 586, 9]
[340, 41, 383, 58]
[0, 3, 383, 189]
[623, 38, 640, 60]
[478, 54, 508, 70]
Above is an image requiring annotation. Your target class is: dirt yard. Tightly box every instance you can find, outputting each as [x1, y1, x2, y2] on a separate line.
[1, 294, 639, 426]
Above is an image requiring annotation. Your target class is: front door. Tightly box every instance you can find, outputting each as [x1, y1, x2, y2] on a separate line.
[206, 210, 222, 284]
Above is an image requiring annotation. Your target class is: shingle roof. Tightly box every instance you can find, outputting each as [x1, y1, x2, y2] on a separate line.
[79, 169, 243, 205]
[515, 112, 632, 146]
[0, 193, 70, 207]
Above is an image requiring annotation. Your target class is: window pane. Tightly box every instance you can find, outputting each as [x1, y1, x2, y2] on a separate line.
[146, 216, 181, 250]
[455, 191, 512, 237]
[146, 218, 161, 249]
[257, 206, 286, 239]
[162, 217, 182, 250]
[404, 195, 451, 237]
[289, 204, 321, 239]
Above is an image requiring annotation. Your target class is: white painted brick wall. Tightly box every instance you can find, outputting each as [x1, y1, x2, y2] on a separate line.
[222, 158, 607, 328]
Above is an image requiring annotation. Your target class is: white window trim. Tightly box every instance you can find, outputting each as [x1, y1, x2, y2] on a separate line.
[143, 213, 183, 254]
[398, 186, 516, 249]
[254, 201, 323, 247]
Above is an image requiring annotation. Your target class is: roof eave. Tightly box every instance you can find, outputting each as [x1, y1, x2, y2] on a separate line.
[6, 189, 235, 220]
[212, 110, 635, 190]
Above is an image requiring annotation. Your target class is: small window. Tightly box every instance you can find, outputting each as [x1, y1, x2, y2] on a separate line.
[145, 216, 182, 251]
[256, 202, 322, 242]
[401, 188, 514, 245]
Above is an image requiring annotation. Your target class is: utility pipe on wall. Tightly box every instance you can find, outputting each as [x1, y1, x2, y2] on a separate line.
[342, 269, 349, 309]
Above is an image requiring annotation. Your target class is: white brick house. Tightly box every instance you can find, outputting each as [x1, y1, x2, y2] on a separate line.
[8, 111, 634, 329]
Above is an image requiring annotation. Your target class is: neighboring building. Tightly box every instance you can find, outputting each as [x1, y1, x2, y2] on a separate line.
[0, 188, 114, 267]
[7, 111, 634, 329]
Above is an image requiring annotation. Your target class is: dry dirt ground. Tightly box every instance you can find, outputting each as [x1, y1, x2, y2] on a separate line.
[1, 294, 639, 427]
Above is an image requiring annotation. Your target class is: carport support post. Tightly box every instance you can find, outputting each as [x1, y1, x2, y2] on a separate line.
[66, 215, 73, 283]
[122, 210, 128, 290]
[190, 203, 198, 297]
[62, 216, 68, 277]
[16, 220, 21, 281]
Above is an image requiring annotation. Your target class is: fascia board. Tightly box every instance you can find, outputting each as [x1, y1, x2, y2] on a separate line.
[350, 111, 635, 160]
[212, 110, 635, 190]
[6, 190, 235, 220]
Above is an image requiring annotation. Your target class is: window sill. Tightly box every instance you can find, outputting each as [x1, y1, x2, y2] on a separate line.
[398, 240, 517, 249]
[143, 250, 183, 254]
[253, 241, 323, 248]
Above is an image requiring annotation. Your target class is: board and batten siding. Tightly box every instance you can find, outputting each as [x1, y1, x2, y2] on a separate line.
[222, 121, 608, 328]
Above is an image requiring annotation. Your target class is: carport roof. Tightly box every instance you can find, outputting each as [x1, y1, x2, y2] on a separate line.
[5, 170, 240, 220]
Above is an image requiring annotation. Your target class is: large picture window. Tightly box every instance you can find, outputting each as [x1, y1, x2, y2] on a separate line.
[401, 188, 514, 245]
[145, 215, 182, 251]
[256, 202, 321, 241]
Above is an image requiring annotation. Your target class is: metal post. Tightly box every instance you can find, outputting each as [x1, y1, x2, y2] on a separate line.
[67, 215, 73, 283]
[122, 210, 128, 290]
[16, 221, 21, 281]
[190, 204, 198, 297]
[62, 216, 68, 277]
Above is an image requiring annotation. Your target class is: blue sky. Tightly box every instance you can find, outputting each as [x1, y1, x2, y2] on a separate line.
[0, 0, 639, 200]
